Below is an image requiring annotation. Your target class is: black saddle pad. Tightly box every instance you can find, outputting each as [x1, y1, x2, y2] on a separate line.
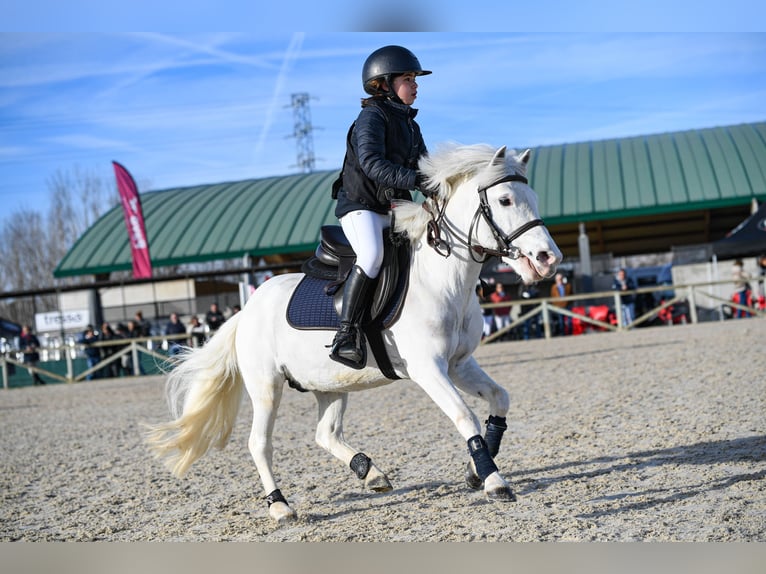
[287, 263, 409, 331]
[287, 248, 409, 330]
[287, 275, 342, 330]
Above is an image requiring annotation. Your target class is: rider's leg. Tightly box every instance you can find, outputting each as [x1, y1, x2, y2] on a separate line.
[329, 210, 388, 369]
[339, 209, 388, 279]
[329, 265, 374, 368]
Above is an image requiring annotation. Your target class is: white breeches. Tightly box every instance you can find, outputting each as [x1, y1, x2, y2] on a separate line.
[339, 209, 390, 279]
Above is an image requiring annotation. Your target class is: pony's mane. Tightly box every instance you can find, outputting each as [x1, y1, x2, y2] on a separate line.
[393, 142, 524, 241]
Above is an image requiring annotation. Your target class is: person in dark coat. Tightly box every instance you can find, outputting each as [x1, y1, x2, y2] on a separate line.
[78, 324, 102, 380]
[329, 45, 434, 369]
[19, 324, 46, 385]
[99, 322, 120, 378]
[205, 303, 225, 337]
[612, 268, 636, 326]
[164, 312, 187, 356]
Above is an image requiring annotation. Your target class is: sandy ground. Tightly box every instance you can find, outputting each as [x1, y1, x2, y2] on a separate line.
[1, 319, 764, 542]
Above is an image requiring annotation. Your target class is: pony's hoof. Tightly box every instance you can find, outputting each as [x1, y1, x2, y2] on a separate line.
[484, 472, 517, 502]
[365, 466, 393, 492]
[269, 501, 297, 524]
[464, 461, 483, 490]
[485, 484, 517, 502]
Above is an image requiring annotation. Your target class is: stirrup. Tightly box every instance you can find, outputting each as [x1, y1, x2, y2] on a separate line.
[329, 326, 367, 369]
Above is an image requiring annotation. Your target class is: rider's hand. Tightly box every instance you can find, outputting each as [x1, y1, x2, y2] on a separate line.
[415, 173, 438, 198]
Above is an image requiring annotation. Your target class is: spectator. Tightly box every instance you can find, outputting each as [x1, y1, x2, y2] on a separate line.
[78, 324, 102, 380]
[19, 325, 46, 385]
[549, 272, 573, 336]
[205, 303, 225, 337]
[489, 283, 513, 338]
[124, 319, 145, 375]
[476, 282, 494, 339]
[164, 313, 187, 356]
[612, 268, 636, 326]
[99, 322, 120, 378]
[518, 283, 541, 340]
[731, 259, 751, 319]
[134, 311, 152, 337]
[187, 316, 206, 348]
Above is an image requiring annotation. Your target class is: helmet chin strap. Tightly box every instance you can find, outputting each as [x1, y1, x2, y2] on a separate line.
[381, 74, 405, 105]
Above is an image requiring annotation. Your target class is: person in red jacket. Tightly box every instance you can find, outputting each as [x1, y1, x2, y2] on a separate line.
[489, 283, 513, 337]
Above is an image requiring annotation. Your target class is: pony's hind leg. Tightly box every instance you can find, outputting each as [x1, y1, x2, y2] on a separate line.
[246, 377, 296, 524]
[314, 391, 392, 492]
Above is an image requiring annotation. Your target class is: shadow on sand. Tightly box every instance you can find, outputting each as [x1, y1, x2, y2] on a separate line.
[511, 435, 766, 518]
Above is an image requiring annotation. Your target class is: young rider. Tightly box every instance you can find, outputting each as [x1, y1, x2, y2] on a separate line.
[329, 45, 434, 369]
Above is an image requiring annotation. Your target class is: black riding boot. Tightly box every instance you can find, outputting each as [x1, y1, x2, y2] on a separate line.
[329, 265, 374, 369]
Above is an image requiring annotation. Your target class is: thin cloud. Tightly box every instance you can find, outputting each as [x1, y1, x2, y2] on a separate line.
[1, 32, 764, 221]
[253, 32, 305, 162]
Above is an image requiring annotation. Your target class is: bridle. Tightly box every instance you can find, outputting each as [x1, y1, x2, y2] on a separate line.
[425, 173, 545, 263]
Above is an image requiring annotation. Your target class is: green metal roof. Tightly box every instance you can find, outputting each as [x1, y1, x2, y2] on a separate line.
[54, 170, 340, 277]
[54, 121, 766, 278]
[530, 121, 766, 224]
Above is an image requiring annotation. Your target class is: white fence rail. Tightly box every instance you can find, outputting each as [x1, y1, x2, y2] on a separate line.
[1, 333, 188, 389]
[481, 277, 764, 344]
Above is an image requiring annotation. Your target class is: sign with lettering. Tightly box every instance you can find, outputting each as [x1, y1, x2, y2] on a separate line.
[35, 310, 91, 333]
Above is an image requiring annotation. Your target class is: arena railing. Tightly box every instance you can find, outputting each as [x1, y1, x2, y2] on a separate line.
[480, 277, 765, 344]
[2, 278, 764, 387]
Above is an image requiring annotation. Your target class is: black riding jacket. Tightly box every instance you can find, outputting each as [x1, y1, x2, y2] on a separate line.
[334, 97, 427, 217]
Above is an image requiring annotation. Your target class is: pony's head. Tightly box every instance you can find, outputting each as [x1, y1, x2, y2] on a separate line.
[393, 143, 561, 283]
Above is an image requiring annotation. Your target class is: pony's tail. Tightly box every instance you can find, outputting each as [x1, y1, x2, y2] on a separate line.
[144, 312, 244, 478]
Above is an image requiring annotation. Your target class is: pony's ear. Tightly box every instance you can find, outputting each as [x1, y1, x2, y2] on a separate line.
[519, 149, 531, 165]
[490, 146, 507, 166]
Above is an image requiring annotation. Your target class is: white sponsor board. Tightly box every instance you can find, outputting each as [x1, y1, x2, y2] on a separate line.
[35, 310, 91, 333]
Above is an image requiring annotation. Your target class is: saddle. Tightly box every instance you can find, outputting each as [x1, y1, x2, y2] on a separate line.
[288, 225, 410, 378]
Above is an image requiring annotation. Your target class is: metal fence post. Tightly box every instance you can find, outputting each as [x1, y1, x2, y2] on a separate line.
[687, 286, 698, 324]
[613, 293, 624, 331]
[131, 342, 140, 376]
[541, 300, 552, 339]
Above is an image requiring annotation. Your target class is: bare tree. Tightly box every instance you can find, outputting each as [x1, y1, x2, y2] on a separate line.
[0, 166, 118, 325]
[47, 166, 115, 253]
[0, 210, 58, 323]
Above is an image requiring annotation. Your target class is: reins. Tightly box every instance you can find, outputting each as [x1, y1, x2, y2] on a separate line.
[424, 173, 544, 262]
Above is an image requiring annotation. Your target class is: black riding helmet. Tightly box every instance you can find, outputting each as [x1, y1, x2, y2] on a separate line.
[362, 45, 432, 96]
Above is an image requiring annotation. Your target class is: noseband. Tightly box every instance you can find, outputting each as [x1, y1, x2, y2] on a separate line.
[425, 173, 544, 263]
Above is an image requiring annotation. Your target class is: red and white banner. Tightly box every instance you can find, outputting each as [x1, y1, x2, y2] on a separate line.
[113, 161, 152, 279]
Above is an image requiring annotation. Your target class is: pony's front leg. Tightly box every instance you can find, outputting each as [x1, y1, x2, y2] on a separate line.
[411, 365, 515, 502]
[313, 391, 393, 492]
[451, 356, 511, 491]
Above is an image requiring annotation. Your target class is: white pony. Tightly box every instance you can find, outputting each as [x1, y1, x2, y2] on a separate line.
[146, 143, 562, 523]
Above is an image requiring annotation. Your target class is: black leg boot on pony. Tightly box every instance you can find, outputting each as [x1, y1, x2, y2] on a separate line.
[329, 265, 374, 369]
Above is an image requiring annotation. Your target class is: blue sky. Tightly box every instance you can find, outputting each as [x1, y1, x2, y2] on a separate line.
[2, 28, 765, 225]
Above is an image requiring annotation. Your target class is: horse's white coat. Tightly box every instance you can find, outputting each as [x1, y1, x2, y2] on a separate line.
[146, 144, 561, 523]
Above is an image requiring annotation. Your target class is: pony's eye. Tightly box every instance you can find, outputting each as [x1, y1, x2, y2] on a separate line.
[499, 196, 513, 207]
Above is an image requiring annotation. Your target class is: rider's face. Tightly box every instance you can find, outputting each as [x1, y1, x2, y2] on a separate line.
[390, 73, 419, 105]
